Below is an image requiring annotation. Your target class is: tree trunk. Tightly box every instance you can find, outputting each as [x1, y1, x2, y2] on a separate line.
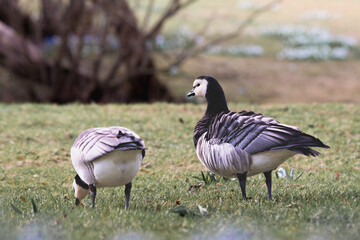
[98, 0, 172, 102]
[0, 19, 171, 103]
[121, 59, 172, 103]
[0, 21, 95, 102]
[0, 0, 174, 103]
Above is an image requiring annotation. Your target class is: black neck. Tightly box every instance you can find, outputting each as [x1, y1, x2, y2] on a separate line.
[194, 88, 229, 147]
[193, 76, 230, 147]
[205, 89, 229, 115]
[75, 174, 89, 189]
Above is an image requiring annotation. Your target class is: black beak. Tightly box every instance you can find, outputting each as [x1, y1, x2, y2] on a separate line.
[75, 198, 80, 206]
[187, 89, 195, 97]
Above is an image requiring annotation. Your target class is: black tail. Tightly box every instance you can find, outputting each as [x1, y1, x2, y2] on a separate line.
[289, 147, 321, 156]
[115, 141, 145, 151]
[289, 136, 330, 157]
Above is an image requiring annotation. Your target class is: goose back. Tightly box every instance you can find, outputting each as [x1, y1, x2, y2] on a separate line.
[204, 111, 328, 156]
[71, 126, 145, 185]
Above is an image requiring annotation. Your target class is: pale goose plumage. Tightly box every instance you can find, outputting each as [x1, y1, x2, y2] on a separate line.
[187, 75, 329, 200]
[71, 126, 145, 209]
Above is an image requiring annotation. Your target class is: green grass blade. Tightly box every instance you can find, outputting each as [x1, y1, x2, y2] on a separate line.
[294, 171, 304, 181]
[31, 198, 38, 213]
[201, 171, 209, 184]
[10, 203, 22, 215]
[290, 169, 294, 180]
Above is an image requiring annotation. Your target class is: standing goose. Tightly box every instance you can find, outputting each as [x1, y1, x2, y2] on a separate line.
[187, 75, 329, 200]
[71, 126, 145, 209]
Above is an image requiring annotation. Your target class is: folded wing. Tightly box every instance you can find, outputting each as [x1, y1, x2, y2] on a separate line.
[206, 111, 329, 156]
[72, 126, 145, 162]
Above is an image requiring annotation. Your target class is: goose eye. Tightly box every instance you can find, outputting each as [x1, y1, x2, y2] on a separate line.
[196, 83, 200, 87]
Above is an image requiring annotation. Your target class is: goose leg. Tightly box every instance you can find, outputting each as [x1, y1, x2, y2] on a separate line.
[75, 198, 80, 206]
[124, 182, 132, 210]
[236, 172, 248, 200]
[89, 184, 96, 208]
[264, 171, 272, 200]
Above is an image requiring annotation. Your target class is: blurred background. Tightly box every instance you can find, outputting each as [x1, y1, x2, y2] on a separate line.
[0, 0, 359, 104]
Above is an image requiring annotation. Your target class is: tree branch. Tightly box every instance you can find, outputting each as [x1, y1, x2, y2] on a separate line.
[146, 0, 197, 40]
[0, 0, 40, 43]
[168, 0, 282, 68]
[0, 21, 45, 80]
[103, 45, 124, 84]
[141, 0, 155, 31]
[41, 0, 62, 37]
[92, 16, 110, 84]
[98, 0, 139, 32]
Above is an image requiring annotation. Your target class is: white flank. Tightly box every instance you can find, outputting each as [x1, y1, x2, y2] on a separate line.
[93, 150, 142, 187]
[247, 150, 296, 176]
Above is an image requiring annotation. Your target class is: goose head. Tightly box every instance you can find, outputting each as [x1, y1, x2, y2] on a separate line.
[187, 75, 229, 114]
[187, 75, 226, 98]
[73, 174, 89, 205]
[187, 77, 209, 98]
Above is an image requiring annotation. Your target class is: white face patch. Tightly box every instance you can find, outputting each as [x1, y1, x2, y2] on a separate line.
[73, 179, 90, 201]
[192, 79, 208, 98]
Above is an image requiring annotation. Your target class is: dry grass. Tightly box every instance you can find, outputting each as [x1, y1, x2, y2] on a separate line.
[163, 0, 360, 39]
[166, 56, 360, 103]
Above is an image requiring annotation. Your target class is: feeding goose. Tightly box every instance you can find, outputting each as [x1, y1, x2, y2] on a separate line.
[71, 127, 145, 209]
[187, 75, 329, 200]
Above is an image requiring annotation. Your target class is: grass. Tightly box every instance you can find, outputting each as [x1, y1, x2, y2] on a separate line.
[0, 103, 360, 239]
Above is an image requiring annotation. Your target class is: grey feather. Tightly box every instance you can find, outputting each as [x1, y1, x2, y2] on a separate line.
[202, 111, 329, 155]
[196, 134, 252, 177]
[72, 127, 145, 163]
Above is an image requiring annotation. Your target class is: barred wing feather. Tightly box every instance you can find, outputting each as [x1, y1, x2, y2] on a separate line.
[72, 127, 145, 162]
[206, 111, 329, 156]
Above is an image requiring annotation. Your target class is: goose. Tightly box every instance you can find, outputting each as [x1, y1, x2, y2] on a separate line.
[187, 75, 329, 200]
[71, 126, 145, 209]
